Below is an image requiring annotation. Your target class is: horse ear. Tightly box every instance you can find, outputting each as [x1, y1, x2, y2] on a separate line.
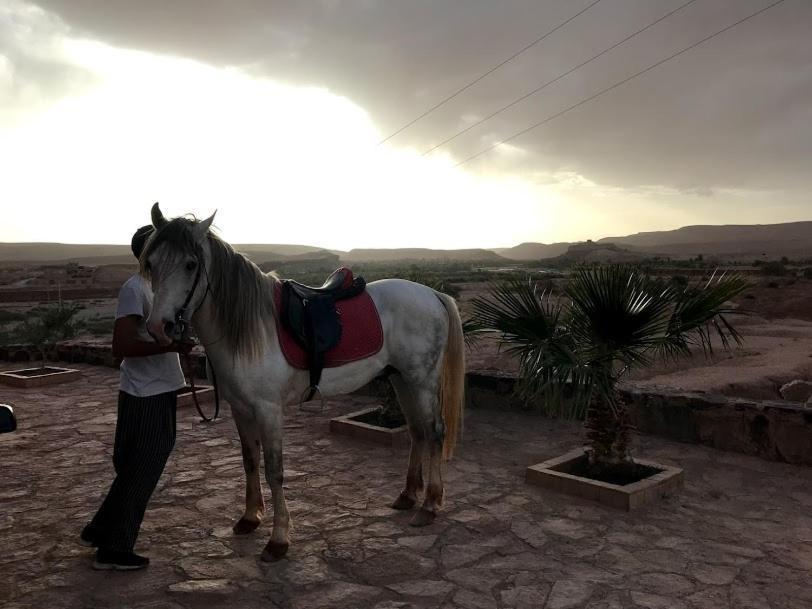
[151, 202, 168, 229]
[193, 211, 216, 243]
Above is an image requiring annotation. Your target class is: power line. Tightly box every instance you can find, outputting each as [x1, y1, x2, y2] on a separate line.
[424, 0, 699, 157]
[377, 0, 604, 145]
[455, 0, 787, 168]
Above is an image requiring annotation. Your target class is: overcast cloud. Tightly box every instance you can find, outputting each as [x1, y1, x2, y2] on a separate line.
[27, 0, 812, 194]
[1, 0, 809, 246]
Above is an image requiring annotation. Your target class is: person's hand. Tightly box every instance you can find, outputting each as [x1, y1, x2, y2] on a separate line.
[171, 340, 195, 356]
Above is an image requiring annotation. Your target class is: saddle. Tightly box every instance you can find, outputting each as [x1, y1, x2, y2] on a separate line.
[279, 267, 366, 401]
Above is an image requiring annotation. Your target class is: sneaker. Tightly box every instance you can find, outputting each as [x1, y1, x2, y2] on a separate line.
[92, 548, 149, 571]
[79, 524, 99, 548]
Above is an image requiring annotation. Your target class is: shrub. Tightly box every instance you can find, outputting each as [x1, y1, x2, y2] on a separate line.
[761, 262, 787, 276]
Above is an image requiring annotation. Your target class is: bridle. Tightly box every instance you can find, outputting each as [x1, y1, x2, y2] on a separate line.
[173, 247, 220, 422]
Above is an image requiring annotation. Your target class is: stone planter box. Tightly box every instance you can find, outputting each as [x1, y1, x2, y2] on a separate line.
[176, 385, 215, 409]
[0, 366, 81, 388]
[330, 407, 409, 448]
[526, 449, 684, 511]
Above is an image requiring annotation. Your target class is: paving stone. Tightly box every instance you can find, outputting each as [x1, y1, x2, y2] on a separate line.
[290, 582, 383, 609]
[690, 563, 738, 586]
[3, 363, 812, 609]
[445, 567, 502, 594]
[355, 551, 436, 585]
[510, 520, 548, 549]
[388, 579, 455, 597]
[453, 589, 498, 609]
[629, 591, 687, 609]
[167, 579, 234, 593]
[541, 518, 589, 540]
[440, 542, 496, 569]
[545, 579, 594, 609]
[500, 582, 551, 609]
[397, 535, 438, 552]
[685, 587, 731, 609]
[634, 573, 695, 596]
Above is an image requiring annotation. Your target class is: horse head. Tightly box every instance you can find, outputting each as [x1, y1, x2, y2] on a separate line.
[142, 202, 216, 345]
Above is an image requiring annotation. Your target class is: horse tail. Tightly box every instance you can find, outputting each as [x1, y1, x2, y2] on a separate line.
[435, 291, 465, 460]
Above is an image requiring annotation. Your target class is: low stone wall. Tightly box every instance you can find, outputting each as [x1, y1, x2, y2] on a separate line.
[0, 342, 209, 379]
[3, 344, 810, 466]
[467, 372, 812, 467]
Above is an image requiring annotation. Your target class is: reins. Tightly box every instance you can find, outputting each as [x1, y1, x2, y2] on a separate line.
[174, 250, 220, 422]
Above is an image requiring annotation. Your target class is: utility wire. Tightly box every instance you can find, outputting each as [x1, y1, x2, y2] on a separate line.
[424, 0, 699, 157]
[377, 0, 604, 145]
[455, 0, 787, 168]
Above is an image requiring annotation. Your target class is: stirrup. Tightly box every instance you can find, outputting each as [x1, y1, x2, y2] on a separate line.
[299, 385, 325, 413]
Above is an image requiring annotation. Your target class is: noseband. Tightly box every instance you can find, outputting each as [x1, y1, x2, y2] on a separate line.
[172, 247, 219, 423]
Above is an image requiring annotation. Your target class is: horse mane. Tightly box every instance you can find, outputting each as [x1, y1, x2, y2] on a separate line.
[141, 217, 278, 360]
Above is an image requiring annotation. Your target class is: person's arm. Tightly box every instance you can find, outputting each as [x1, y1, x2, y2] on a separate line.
[112, 315, 180, 358]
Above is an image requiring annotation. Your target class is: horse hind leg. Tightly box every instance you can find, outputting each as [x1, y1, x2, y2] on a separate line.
[411, 424, 443, 527]
[232, 407, 264, 535]
[392, 429, 424, 510]
[389, 375, 424, 511]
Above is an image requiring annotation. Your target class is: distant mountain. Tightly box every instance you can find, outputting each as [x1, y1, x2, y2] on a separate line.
[0, 242, 333, 265]
[234, 244, 338, 259]
[1, 221, 808, 266]
[0, 243, 130, 263]
[558, 242, 643, 263]
[492, 242, 572, 261]
[598, 221, 812, 259]
[343, 248, 508, 263]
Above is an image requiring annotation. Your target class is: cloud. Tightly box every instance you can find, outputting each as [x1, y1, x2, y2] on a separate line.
[0, 1, 96, 125]
[28, 0, 812, 196]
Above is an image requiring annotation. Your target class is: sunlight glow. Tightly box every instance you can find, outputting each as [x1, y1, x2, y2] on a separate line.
[0, 1, 738, 249]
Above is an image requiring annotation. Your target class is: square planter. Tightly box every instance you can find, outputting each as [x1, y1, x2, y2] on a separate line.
[176, 385, 215, 409]
[330, 407, 409, 448]
[0, 366, 81, 388]
[526, 448, 683, 511]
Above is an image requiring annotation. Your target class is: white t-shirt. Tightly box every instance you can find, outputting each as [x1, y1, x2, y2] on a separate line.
[116, 274, 186, 397]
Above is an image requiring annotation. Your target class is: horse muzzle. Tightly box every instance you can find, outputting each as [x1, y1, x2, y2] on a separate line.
[146, 317, 175, 346]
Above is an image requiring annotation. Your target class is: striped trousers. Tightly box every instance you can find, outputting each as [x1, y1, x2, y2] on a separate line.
[89, 390, 177, 552]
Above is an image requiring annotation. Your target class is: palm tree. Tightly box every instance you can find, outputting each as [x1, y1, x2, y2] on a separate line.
[468, 265, 747, 464]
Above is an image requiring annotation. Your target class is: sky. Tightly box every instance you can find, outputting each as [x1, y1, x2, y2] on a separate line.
[0, 0, 809, 250]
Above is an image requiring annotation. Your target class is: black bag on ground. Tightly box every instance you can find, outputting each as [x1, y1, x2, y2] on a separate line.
[0, 404, 17, 433]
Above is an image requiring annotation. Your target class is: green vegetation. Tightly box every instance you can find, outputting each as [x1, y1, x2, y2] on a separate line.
[468, 265, 747, 464]
[12, 303, 84, 366]
[761, 261, 787, 276]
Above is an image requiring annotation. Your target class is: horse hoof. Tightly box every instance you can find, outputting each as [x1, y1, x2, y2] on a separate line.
[409, 508, 436, 527]
[232, 518, 261, 535]
[391, 493, 416, 511]
[261, 541, 289, 562]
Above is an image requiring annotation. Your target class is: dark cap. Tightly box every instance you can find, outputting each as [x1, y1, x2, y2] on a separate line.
[131, 225, 155, 259]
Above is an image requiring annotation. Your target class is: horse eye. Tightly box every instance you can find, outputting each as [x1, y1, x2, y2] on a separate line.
[185, 260, 197, 272]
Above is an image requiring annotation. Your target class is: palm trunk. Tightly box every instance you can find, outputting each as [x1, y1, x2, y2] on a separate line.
[584, 367, 633, 463]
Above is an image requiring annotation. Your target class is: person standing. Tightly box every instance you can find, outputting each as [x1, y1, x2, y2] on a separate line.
[80, 224, 189, 570]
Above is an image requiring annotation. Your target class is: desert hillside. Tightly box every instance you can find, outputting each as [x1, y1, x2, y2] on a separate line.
[599, 221, 812, 259]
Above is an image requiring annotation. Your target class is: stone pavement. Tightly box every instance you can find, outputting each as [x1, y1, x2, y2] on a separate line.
[1, 363, 811, 609]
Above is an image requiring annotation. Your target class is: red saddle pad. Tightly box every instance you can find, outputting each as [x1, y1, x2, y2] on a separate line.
[273, 283, 384, 370]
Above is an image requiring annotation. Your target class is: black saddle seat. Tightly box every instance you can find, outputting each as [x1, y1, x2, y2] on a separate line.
[286, 267, 362, 299]
[280, 268, 366, 402]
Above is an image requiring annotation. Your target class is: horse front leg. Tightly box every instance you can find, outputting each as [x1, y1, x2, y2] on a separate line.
[256, 403, 291, 561]
[231, 407, 264, 535]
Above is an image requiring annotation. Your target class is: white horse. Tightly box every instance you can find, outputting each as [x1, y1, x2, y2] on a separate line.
[142, 204, 465, 561]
